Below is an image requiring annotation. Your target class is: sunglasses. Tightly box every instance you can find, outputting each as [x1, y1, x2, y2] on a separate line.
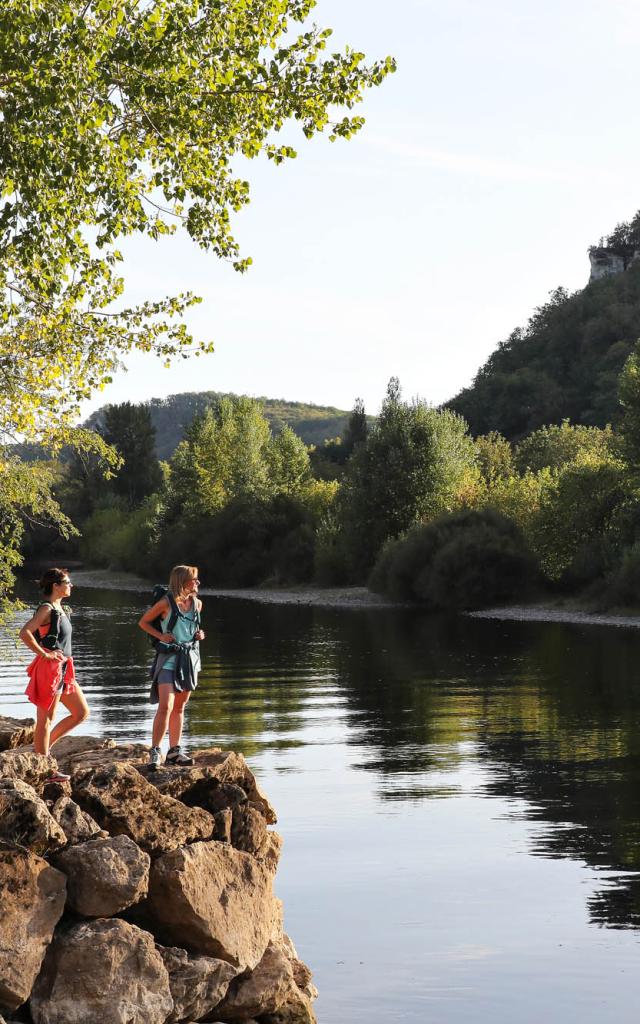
[59, 578, 72, 585]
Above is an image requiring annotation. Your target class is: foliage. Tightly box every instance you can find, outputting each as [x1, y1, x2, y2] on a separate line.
[603, 542, 640, 607]
[475, 431, 513, 484]
[514, 420, 616, 474]
[334, 378, 478, 579]
[369, 508, 537, 610]
[618, 339, 640, 468]
[79, 495, 162, 575]
[99, 402, 163, 507]
[266, 425, 312, 494]
[448, 255, 640, 438]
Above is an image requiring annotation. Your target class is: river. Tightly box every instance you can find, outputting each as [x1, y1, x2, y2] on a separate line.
[2, 581, 640, 1022]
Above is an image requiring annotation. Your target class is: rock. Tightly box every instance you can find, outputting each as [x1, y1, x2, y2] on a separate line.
[147, 840, 276, 970]
[213, 808, 232, 843]
[192, 749, 277, 824]
[44, 735, 116, 772]
[0, 716, 35, 751]
[261, 832, 284, 874]
[231, 804, 269, 857]
[157, 945, 237, 1024]
[0, 751, 57, 790]
[212, 940, 294, 1021]
[59, 740, 149, 775]
[0, 779, 66, 856]
[71, 762, 216, 857]
[0, 844, 66, 1011]
[54, 835, 150, 917]
[259, 988, 317, 1024]
[49, 796, 107, 845]
[30, 919, 172, 1024]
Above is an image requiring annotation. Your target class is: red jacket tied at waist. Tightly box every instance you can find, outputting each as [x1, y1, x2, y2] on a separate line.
[25, 655, 76, 710]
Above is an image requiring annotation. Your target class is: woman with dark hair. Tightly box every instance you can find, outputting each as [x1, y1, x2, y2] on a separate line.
[138, 564, 205, 768]
[19, 568, 90, 781]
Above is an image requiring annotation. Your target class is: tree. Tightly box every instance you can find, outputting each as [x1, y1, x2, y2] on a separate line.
[0, 1, 394, 449]
[514, 420, 616, 474]
[619, 340, 640, 468]
[338, 378, 477, 578]
[0, 2, 393, 609]
[342, 397, 369, 458]
[267, 425, 311, 495]
[100, 402, 163, 507]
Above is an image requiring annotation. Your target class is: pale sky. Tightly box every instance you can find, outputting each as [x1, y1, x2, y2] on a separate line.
[86, 0, 640, 418]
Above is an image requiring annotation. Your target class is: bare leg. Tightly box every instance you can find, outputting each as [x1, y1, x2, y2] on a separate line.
[152, 686, 175, 748]
[49, 685, 90, 747]
[168, 692, 191, 748]
[34, 696, 62, 755]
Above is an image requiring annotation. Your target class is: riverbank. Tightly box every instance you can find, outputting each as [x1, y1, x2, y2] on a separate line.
[469, 605, 640, 629]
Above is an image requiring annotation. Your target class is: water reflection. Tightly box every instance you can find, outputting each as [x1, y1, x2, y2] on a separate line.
[3, 584, 640, 1019]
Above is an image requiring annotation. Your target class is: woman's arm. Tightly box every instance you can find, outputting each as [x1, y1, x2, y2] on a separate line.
[19, 605, 64, 661]
[138, 598, 175, 644]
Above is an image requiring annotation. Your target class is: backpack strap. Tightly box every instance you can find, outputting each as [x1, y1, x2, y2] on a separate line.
[165, 591, 180, 634]
[38, 602, 60, 647]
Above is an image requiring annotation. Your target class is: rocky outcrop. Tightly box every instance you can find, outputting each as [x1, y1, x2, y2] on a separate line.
[0, 845, 66, 1012]
[0, 715, 35, 751]
[54, 835, 150, 917]
[30, 919, 173, 1024]
[0, 737, 316, 1024]
[158, 946, 237, 1023]
[71, 761, 216, 856]
[0, 779, 66, 856]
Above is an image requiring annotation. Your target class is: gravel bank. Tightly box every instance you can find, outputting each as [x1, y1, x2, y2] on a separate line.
[69, 570, 398, 609]
[468, 606, 640, 629]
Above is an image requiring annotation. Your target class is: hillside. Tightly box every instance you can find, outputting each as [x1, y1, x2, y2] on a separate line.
[87, 391, 351, 460]
[447, 235, 640, 440]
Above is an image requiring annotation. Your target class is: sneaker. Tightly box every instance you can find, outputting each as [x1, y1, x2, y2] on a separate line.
[47, 770, 71, 783]
[165, 745, 194, 767]
[149, 746, 163, 770]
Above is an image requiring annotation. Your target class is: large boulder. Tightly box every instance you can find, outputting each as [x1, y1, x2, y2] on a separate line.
[212, 940, 295, 1022]
[49, 796, 107, 846]
[157, 945, 237, 1024]
[0, 844, 66, 1012]
[57, 738, 149, 775]
[147, 840, 276, 970]
[0, 716, 35, 751]
[192, 749, 277, 824]
[0, 779, 66, 856]
[71, 762, 215, 857]
[54, 835, 150, 917]
[30, 919, 172, 1024]
[0, 751, 56, 790]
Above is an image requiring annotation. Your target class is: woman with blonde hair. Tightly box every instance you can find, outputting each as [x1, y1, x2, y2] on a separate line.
[138, 564, 205, 768]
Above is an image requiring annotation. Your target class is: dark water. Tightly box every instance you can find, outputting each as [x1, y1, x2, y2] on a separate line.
[3, 585, 640, 1022]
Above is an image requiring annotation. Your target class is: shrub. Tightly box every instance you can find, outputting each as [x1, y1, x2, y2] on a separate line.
[603, 542, 640, 607]
[369, 508, 537, 610]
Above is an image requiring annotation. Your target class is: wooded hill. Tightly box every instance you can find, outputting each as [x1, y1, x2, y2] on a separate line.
[447, 254, 640, 440]
[86, 392, 350, 460]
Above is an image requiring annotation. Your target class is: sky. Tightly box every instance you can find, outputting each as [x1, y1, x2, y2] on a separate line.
[86, 0, 640, 418]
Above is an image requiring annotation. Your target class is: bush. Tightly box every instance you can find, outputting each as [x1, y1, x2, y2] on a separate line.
[369, 508, 537, 610]
[603, 542, 640, 607]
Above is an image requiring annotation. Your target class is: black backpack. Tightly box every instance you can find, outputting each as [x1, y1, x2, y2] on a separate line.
[147, 586, 200, 649]
[147, 586, 180, 649]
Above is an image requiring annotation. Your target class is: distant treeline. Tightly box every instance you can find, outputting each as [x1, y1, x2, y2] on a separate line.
[85, 392, 355, 460]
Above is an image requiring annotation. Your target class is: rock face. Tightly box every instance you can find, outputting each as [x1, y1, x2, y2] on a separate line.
[0, 715, 35, 751]
[0, 737, 316, 1024]
[158, 945, 237, 1024]
[54, 835, 150, 917]
[71, 761, 216, 856]
[30, 919, 173, 1024]
[0, 845, 66, 1012]
[0, 779, 66, 856]
[148, 841, 276, 969]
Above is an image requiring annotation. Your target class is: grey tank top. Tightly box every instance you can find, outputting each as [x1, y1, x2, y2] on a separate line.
[38, 603, 72, 657]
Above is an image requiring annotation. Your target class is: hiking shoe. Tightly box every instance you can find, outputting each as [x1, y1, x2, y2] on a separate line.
[149, 746, 163, 770]
[47, 770, 71, 783]
[165, 745, 194, 767]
